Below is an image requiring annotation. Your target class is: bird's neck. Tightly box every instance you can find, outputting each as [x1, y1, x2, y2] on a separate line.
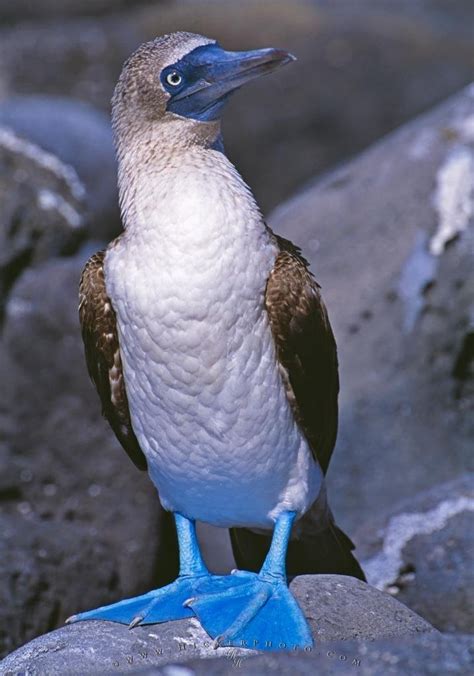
[116, 125, 266, 254]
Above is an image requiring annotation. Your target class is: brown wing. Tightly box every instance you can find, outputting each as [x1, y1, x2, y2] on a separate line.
[79, 250, 147, 471]
[265, 232, 339, 474]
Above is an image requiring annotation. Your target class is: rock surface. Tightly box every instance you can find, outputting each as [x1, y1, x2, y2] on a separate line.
[0, 575, 436, 674]
[357, 474, 474, 634]
[0, 0, 154, 22]
[0, 96, 119, 241]
[292, 575, 435, 643]
[139, 634, 474, 675]
[0, 514, 118, 663]
[0, 125, 86, 320]
[0, 255, 172, 658]
[1, 0, 474, 212]
[270, 85, 474, 537]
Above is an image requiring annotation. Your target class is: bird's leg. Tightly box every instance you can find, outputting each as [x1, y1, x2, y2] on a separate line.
[188, 511, 313, 651]
[260, 510, 295, 579]
[174, 511, 209, 576]
[66, 512, 236, 627]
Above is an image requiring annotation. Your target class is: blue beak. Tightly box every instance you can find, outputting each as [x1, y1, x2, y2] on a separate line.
[164, 43, 296, 121]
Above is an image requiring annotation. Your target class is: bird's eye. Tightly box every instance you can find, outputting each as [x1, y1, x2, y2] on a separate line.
[166, 71, 182, 87]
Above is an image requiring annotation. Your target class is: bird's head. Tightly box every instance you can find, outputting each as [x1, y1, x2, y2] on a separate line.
[112, 31, 295, 151]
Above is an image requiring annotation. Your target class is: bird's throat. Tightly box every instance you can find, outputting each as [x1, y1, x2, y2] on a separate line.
[117, 140, 265, 257]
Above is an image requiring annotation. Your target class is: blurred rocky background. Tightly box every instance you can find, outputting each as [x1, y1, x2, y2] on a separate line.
[0, 0, 473, 673]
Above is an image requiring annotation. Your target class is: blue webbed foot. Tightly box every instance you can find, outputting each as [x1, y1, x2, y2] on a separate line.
[67, 574, 238, 627]
[187, 570, 313, 651]
[66, 513, 239, 629]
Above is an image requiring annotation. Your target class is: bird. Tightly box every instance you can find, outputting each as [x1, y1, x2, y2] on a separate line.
[70, 31, 365, 651]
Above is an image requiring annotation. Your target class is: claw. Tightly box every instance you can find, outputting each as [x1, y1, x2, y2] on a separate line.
[65, 615, 77, 625]
[128, 615, 143, 629]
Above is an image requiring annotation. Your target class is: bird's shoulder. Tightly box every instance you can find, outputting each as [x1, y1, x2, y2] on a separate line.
[79, 247, 147, 471]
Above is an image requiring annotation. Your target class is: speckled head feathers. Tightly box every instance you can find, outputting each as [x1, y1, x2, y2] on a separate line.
[112, 32, 215, 133]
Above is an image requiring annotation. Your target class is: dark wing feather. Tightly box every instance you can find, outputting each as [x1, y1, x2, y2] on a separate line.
[265, 232, 339, 474]
[79, 250, 147, 471]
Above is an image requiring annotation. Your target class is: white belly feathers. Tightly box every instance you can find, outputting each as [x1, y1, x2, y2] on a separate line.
[104, 150, 323, 528]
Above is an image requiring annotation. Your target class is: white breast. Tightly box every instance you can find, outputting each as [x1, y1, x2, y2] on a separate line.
[105, 148, 322, 528]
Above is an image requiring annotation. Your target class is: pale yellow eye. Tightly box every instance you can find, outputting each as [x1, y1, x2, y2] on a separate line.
[166, 71, 182, 86]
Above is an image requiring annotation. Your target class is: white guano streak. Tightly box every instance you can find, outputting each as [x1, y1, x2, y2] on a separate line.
[0, 126, 86, 200]
[363, 496, 474, 590]
[430, 146, 474, 255]
[37, 188, 83, 229]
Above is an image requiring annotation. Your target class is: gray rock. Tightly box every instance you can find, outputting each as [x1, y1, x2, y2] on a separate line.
[0, 255, 170, 657]
[1, 1, 474, 212]
[356, 474, 474, 634]
[269, 85, 474, 537]
[0, 124, 86, 318]
[0, 442, 21, 501]
[0, 0, 151, 22]
[0, 96, 120, 241]
[0, 574, 435, 674]
[293, 575, 434, 642]
[140, 634, 474, 675]
[0, 514, 118, 660]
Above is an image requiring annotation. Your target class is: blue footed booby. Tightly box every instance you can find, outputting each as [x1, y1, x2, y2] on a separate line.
[72, 32, 364, 650]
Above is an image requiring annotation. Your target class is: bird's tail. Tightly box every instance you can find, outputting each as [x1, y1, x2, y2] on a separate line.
[230, 519, 365, 581]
